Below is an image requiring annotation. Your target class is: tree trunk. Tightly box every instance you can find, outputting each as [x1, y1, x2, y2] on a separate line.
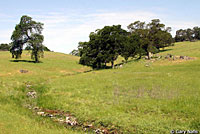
[35, 53, 38, 63]
[147, 52, 150, 60]
[111, 61, 114, 69]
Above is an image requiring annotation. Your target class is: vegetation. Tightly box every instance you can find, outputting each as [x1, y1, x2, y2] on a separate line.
[10, 15, 44, 63]
[0, 43, 10, 51]
[175, 26, 200, 42]
[79, 25, 127, 69]
[78, 19, 173, 69]
[69, 49, 79, 56]
[1, 15, 200, 133]
[25, 45, 51, 51]
[0, 41, 200, 133]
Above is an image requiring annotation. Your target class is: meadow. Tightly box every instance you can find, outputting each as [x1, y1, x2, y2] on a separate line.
[0, 41, 200, 134]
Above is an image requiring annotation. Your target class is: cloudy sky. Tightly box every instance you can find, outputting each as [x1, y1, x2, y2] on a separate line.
[0, 0, 200, 53]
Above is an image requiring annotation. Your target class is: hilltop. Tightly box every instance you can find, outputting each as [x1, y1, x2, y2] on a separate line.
[0, 41, 200, 133]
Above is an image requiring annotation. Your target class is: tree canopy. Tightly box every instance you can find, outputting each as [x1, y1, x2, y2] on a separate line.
[128, 19, 173, 59]
[78, 19, 173, 69]
[0, 43, 10, 51]
[10, 15, 44, 62]
[175, 27, 200, 42]
[79, 25, 127, 68]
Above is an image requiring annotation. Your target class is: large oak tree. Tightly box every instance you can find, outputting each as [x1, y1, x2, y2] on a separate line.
[10, 15, 44, 62]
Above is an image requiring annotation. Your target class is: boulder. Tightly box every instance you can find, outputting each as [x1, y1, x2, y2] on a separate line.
[27, 91, 37, 98]
[20, 70, 28, 73]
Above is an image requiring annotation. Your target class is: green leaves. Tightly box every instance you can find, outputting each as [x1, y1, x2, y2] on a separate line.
[128, 19, 173, 59]
[175, 27, 200, 42]
[10, 15, 44, 62]
[79, 25, 127, 69]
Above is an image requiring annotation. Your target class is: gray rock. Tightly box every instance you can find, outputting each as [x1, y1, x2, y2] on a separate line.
[27, 91, 37, 98]
[20, 70, 28, 73]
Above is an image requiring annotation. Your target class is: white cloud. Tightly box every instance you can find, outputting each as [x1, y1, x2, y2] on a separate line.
[1, 11, 199, 53]
[33, 11, 159, 53]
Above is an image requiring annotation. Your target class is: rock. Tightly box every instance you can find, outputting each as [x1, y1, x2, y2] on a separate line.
[150, 59, 156, 62]
[26, 84, 32, 88]
[20, 70, 28, 73]
[165, 54, 173, 59]
[94, 129, 102, 134]
[180, 56, 184, 59]
[102, 128, 109, 134]
[46, 113, 54, 118]
[26, 91, 37, 98]
[33, 107, 40, 111]
[144, 56, 149, 60]
[145, 64, 150, 67]
[65, 116, 78, 126]
[119, 64, 123, 68]
[84, 124, 94, 129]
[149, 52, 154, 58]
[37, 112, 45, 116]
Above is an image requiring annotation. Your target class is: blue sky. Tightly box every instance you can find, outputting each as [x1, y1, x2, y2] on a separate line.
[0, 0, 200, 53]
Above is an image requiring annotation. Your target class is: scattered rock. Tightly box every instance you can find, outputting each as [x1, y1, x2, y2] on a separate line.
[27, 106, 119, 133]
[46, 113, 54, 118]
[165, 54, 173, 59]
[180, 56, 192, 60]
[180, 55, 184, 59]
[94, 129, 102, 134]
[65, 116, 78, 126]
[20, 70, 28, 73]
[145, 63, 150, 67]
[164, 54, 193, 61]
[144, 56, 149, 60]
[102, 128, 109, 134]
[26, 91, 37, 98]
[37, 112, 45, 116]
[26, 84, 32, 88]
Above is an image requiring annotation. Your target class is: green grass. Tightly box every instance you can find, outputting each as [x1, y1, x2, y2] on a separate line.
[0, 41, 200, 133]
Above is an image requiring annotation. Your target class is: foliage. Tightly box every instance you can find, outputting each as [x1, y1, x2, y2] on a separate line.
[43, 46, 51, 51]
[78, 20, 173, 68]
[1, 41, 200, 133]
[0, 43, 10, 51]
[79, 25, 127, 68]
[175, 26, 200, 42]
[10, 15, 44, 62]
[128, 19, 173, 59]
[25, 45, 50, 51]
[69, 49, 80, 56]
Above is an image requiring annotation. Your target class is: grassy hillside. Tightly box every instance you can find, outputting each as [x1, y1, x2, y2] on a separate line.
[0, 41, 200, 133]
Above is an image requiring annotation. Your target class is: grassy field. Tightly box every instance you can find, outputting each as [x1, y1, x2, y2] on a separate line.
[0, 41, 200, 133]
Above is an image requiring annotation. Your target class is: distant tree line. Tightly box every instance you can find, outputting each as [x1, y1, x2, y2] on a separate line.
[175, 27, 200, 42]
[0, 43, 50, 52]
[0, 43, 11, 51]
[77, 19, 174, 69]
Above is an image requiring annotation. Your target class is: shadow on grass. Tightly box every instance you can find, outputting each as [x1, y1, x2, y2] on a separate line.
[10, 60, 43, 63]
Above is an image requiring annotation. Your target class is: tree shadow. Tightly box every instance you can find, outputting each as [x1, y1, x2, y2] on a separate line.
[10, 60, 42, 63]
[159, 49, 173, 53]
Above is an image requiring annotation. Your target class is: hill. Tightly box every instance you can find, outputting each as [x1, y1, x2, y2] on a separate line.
[0, 41, 200, 133]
